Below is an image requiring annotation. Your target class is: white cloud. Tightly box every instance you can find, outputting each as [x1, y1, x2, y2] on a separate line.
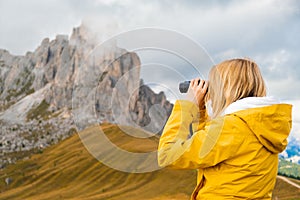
[0, 0, 299, 101]
[1, 0, 299, 55]
[255, 49, 291, 78]
[214, 49, 241, 61]
[264, 76, 300, 100]
[0, 0, 81, 55]
[284, 99, 300, 139]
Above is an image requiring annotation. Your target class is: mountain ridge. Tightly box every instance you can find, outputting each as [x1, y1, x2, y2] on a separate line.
[0, 24, 173, 168]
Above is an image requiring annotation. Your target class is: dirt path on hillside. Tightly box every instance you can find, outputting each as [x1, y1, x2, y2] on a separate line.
[277, 175, 300, 189]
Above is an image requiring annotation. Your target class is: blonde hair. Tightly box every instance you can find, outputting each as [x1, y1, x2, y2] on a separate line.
[206, 58, 266, 118]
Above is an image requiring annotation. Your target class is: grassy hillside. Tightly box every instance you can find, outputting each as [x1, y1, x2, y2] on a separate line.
[0, 124, 299, 200]
[278, 158, 300, 179]
[0, 124, 196, 200]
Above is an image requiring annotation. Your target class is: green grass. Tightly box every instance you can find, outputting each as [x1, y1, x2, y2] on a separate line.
[278, 158, 300, 179]
[26, 100, 51, 121]
[0, 124, 299, 200]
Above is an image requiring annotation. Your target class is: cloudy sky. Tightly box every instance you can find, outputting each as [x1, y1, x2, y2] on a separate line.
[0, 0, 299, 138]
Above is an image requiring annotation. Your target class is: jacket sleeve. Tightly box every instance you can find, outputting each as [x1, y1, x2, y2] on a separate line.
[158, 100, 245, 169]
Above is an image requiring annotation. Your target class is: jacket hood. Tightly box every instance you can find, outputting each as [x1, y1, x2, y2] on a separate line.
[224, 97, 292, 153]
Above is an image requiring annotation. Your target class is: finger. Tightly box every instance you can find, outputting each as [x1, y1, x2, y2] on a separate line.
[195, 80, 204, 93]
[203, 80, 209, 90]
[192, 79, 196, 87]
[187, 79, 194, 92]
[190, 79, 195, 87]
[202, 80, 209, 94]
[191, 78, 197, 88]
[194, 78, 200, 88]
[198, 79, 205, 88]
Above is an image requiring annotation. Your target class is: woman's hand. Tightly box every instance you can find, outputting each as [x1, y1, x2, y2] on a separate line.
[186, 78, 208, 110]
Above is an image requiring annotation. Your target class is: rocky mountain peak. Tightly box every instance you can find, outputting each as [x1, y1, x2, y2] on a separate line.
[0, 24, 173, 168]
[70, 23, 101, 48]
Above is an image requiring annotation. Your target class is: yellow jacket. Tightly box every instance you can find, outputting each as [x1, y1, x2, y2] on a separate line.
[158, 98, 292, 200]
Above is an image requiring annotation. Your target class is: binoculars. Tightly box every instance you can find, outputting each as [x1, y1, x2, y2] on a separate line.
[179, 80, 201, 93]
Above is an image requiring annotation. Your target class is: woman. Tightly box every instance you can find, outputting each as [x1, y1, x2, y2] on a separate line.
[158, 58, 292, 199]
